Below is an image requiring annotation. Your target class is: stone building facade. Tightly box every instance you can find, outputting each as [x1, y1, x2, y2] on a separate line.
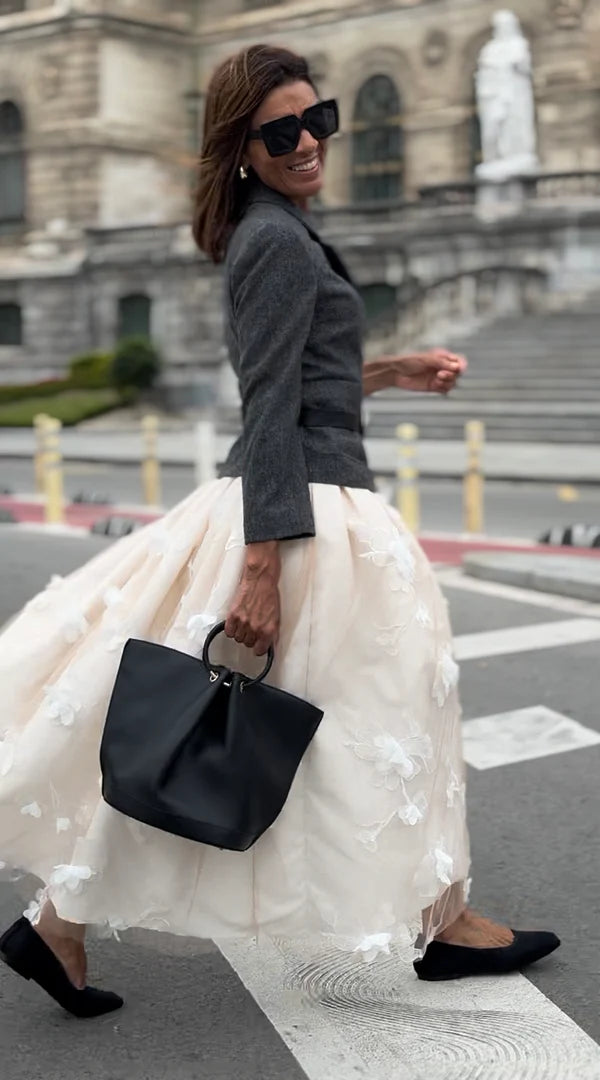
[0, 0, 599, 404]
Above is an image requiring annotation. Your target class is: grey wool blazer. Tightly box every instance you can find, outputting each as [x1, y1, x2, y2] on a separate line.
[220, 179, 375, 545]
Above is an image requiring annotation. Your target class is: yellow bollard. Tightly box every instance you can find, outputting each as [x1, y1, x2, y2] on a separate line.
[33, 412, 49, 494]
[41, 416, 64, 525]
[463, 420, 485, 534]
[141, 414, 161, 507]
[396, 423, 420, 534]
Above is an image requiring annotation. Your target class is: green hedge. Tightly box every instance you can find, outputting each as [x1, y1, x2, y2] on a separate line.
[0, 351, 116, 405]
[0, 379, 72, 405]
[68, 352, 114, 389]
[0, 388, 134, 427]
[112, 337, 161, 391]
[0, 343, 159, 407]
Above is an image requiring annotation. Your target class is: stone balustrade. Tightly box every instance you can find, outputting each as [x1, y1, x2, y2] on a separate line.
[368, 267, 547, 352]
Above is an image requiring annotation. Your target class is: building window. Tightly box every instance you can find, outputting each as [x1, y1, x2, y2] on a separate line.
[469, 94, 482, 174]
[352, 75, 403, 204]
[0, 303, 22, 346]
[359, 284, 397, 333]
[0, 100, 25, 225]
[0, 3, 26, 12]
[118, 294, 152, 340]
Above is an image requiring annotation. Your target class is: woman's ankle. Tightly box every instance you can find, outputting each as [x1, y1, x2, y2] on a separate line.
[32, 900, 87, 988]
[35, 900, 86, 944]
[435, 909, 514, 949]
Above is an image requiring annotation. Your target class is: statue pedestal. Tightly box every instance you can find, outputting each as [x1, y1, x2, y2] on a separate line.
[476, 154, 538, 183]
[475, 177, 527, 215]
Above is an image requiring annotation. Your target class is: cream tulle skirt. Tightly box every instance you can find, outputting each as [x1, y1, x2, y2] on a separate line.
[0, 479, 470, 964]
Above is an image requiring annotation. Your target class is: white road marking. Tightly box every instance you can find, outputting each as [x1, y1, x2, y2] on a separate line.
[436, 567, 600, 619]
[453, 618, 600, 662]
[462, 705, 600, 770]
[217, 936, 600, 1080]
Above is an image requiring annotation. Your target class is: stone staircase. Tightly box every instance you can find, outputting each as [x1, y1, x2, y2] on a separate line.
[365, 304, 600, 444]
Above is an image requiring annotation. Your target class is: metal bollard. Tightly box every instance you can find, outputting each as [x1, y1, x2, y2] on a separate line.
[396, 423, 420, 534]
[141, 415, 161, 507]
[194, 418, 217, 488]
[33, 412, 49, 494]
[463, 420, 485, 534]
[40, 416, 64, 524]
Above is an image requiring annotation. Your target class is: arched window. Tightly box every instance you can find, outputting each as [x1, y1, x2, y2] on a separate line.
[0, 100, 25, 225]
[118, 293, 152, 340]
[359, 284, 397, 333]
[352, 75, 403, 204]
[0, 302, 22, 346]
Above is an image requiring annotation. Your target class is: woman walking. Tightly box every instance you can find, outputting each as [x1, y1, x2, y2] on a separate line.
[0, 45, 558, 1016]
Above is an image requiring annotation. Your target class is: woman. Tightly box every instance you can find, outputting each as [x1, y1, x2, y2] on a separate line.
[0, 45, 559, 1017]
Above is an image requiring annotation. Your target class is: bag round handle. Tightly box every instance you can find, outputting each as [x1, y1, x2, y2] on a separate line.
[203, 620, 274, 689]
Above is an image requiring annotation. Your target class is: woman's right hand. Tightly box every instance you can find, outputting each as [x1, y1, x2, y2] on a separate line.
[224, 541, 281, 657]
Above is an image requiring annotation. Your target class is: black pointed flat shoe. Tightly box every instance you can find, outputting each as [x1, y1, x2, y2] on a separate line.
[414, 929, 561, 981]
[0, 916, 124, 1017]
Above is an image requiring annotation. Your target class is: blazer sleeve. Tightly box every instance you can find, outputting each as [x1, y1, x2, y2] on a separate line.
[230, 221, 318, 545]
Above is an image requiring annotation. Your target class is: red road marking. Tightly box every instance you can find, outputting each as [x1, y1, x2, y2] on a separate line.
[2, 495, 600, 566]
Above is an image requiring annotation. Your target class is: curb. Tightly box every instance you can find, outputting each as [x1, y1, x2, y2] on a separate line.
[463, 551, 600, 604]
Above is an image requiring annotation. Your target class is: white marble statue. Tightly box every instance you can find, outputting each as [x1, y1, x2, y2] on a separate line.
[475, 10, 539, 181]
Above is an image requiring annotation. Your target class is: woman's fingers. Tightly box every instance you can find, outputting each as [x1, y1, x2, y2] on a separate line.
[430, 349, 468, 372]
[224, 613, 274, 652]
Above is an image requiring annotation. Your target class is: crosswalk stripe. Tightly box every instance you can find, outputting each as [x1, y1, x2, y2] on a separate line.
[453, 618, 600, 661]
[217, 937, 600, 1080]
[462, 704, 600, 769]
[436, 567, 600, 619]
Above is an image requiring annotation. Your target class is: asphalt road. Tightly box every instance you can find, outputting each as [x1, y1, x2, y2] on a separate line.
[0, 530, 599, 1079]
[2, 458, 600, 540]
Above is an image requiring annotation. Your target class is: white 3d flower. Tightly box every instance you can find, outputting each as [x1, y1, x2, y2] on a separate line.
[387, 535, 416, 582]
[397, 791, 428, 826]
[61, 608, 89, 644]
[42, 683, 82, 728]
[187, 612, 218, 646]
[103, 586, 124, 608]
[350, 731, 433, 790]
[56, 817, 72, 834]
[50, 864, 95, 894]
[23, 888, 46, 925]
[353, 931, 392, 963]
[432, 646, 460, 707]
[434, 845, 454, 886]
[20, 802, 42, 818]
[357, 826, 382, 853]
[356, 526, 416, 584]
[415, 601, 433, 629]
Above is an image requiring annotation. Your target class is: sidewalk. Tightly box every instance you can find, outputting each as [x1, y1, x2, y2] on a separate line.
[0, 426, 599, 483]
[463, 550, 600, 603]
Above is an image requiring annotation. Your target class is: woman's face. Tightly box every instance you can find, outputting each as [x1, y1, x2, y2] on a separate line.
[245, 81, 327, 206]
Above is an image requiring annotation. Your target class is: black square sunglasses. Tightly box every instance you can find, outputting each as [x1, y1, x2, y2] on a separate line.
[248, 99, 339, 158]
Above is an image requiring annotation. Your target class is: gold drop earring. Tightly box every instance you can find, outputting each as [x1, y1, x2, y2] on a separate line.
[239, 165, 248, 180]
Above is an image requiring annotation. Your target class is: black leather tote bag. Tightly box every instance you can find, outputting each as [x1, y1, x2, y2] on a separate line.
[100, 622, 323, 851]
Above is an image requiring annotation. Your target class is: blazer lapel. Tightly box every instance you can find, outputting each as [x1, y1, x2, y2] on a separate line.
[245, 180, 357, 288]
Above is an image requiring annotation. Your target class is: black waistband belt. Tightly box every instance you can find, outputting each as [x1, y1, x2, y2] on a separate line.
[299, 407, 362, 434]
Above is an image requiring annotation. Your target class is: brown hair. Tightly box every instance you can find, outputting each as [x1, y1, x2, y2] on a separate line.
[192, 44, 315, 264]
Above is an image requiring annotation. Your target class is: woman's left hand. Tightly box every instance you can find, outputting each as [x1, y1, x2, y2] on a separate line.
[385, 349, 468, 394]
